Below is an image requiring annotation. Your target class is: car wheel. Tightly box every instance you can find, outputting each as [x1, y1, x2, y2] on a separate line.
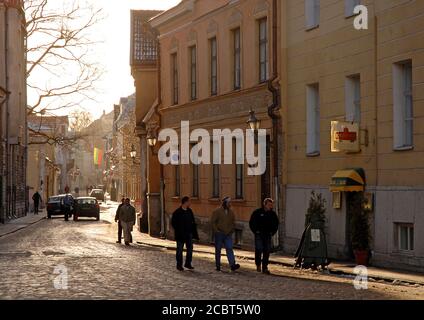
[96, 215, 100, 221]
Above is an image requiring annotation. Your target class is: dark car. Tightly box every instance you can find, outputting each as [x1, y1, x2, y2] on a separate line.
[74, 197, 100, 221]
[89, 189, 105, 202]
[47, 194, 74, 219]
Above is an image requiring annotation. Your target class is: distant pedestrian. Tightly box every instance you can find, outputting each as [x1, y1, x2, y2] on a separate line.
[63, 187, 74, 222]
[171, 196, 199, 271]
[249, 198, 279, 275]
[119, 198, 136, 246]
[211, 197, 240, 272]
[32, 191, 42, 215]
[115, 198, 125, 244]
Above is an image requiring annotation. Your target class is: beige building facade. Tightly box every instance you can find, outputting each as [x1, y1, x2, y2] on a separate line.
[0, 0, 27, 222]
[282, 0, 424, 270]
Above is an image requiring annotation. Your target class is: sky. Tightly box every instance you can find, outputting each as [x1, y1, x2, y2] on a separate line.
[28, 0, 181, 120]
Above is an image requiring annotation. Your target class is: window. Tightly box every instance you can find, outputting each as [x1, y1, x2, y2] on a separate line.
[175, 166, 180, 197]
[235, 138, 244, 199]
[345, 0, 360, 17]
[306, 83, 320, 155]
[305, 0, 320, 29]
[395, 223, 414, 251]
[171, 53, 179, 105]
[210, 37, 218, 96]
[258, 18, 268, 83]
[192, 164, 199, 198]
[345, 75, 361, 123]
[233, 28, 241, 90]
[393, 60, 413, 149]
[212, 142, 220, 198]
[190, 46, 197, 100]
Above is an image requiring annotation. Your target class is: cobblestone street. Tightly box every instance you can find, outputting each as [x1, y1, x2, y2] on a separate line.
[0, 203, 422, 300]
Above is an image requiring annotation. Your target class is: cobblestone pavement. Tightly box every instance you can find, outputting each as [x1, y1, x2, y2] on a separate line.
[0, 203, 422, 300]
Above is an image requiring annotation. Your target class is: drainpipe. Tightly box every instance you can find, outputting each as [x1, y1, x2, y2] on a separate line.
[267, 0, 281, 248]
[4, 5, 10, 221]
[154, 37, 165, 238]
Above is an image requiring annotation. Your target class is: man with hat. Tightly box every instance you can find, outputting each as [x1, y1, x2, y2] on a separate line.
[211, 197, 240, 272]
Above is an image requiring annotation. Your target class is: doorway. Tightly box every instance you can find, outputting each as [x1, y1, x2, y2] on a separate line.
[346, 192, 362, 259]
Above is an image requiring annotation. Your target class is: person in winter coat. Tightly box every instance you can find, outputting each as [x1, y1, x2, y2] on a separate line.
[249, 198, 279, 274]
[171, 196, 199, 271]
[119, 198, 136, 246]
[114, 198, 125, 243]
[32, 191, 42, 215]
[211, 197, 240, 272]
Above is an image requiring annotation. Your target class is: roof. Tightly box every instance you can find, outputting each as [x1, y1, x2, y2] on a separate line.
[115, 94, 136, 130]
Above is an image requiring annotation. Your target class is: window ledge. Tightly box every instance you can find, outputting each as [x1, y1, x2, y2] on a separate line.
[306, 151, 320, 157]
[232, 198, 246, 204]
[171, 196, 180, 201]
[305, 25, 319, 32]
[208, 198, 220, 203]
[393, 146, 414, 152]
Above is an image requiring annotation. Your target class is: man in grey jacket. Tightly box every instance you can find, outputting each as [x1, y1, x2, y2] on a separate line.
[118, 198, 136, 246]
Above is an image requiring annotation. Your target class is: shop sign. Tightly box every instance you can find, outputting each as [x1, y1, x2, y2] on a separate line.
[331, 121, 360, 152]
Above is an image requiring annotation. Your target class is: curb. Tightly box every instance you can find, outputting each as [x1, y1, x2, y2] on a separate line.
[136, 240, 424, 286]
[0, 216, 46, 239]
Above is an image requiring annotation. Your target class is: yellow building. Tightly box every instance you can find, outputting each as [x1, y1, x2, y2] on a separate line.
[133, 0, 281, 244]
[281, 0, 424, 270]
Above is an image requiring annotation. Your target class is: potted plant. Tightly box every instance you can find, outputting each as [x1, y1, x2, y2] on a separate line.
[350, 193, 372, 266]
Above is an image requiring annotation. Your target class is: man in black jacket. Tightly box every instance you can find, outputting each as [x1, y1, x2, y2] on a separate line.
[114, 198, 125, 243]
[249, 198, 279, 274]
[171, 196, 199, 271]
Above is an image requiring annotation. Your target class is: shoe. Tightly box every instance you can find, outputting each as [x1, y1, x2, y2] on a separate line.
[256, 266, 262, 272]
[230, 264, 240, 271]
[262, 269, 271, 275]
[216, 266, 221, 272]
[125, 242, 130, 246]
[116, 241, 121, 244]
[184, 265, 194, 270]
[177, 266, 184, 271]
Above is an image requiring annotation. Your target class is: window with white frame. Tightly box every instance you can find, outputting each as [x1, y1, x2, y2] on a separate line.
[395, 223, 414, 251]
[190, 46, 197, 101]
[212, 141, 220, 199]
[305, 0, 320, 30]
[306, 83, 320, 155]
[345, 0, 360, 17]
[258, 18, 268, 83]
[393, 60, 413, 149]
[235, 138, 244, 199]
[233, 28, 241, 90]
[345, 74, 361, 123]
[210, 37, 218, 96]
[171, 53, 179, 105]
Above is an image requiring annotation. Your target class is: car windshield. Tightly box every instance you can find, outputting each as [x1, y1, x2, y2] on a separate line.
[91, 190, 103, 194]
[77, 199, 96, 205]
[49, 197, 61, 202]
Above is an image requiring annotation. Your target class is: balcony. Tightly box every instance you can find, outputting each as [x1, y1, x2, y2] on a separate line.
[130, 10, 162, 67]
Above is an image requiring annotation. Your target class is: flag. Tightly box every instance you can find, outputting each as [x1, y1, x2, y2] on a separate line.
[94, 148, 103, 166]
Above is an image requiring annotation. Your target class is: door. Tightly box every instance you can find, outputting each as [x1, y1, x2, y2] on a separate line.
[346, 192, 362, 259]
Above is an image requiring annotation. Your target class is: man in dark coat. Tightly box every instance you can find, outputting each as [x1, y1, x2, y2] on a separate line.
[114, 198, 125, 243]
[171, 196, 199, 271]
[32, 191, 42, 215]
[249, 198, 279, 274]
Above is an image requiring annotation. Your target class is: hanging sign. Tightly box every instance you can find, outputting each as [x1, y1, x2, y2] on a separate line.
[331, 121, 360, 152]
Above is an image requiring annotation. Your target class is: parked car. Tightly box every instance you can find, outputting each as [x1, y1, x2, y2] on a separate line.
[47, 194, 74, 219]
[73, 197, 100, 221]
[89, 189, 105, 202]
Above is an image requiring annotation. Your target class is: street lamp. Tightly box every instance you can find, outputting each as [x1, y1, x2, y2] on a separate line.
[247, 109, 260, 131]
[130, 144, 137, 159]
[147, 132, 158, 148]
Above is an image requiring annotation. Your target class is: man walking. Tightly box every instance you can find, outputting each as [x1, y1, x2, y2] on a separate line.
[171, 196, 199, 271]
[32, 191, 42, 215]
[115, 198, 125, 244]
[63, 187, 74, 222]
[119, 198, 136, 246]
[249, 198, 279, 275]
[211, 197, 240, 272]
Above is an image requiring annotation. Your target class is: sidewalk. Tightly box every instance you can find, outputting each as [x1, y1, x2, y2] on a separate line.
[0, 211, 46, 238]
[136, 233, 424, 286]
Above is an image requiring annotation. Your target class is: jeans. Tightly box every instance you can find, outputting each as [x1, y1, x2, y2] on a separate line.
[255, 234, 272, 269]
[34, 202, 39, 215]
[118, 221, 123, 242]
[214, 232, 236, 268]
[176, 235, 193, 268]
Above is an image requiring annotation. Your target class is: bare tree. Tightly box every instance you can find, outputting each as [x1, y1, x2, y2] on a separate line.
[24, 0, 104, 146]
[69, 109, 93, 132]
[25, 0, 104, 116]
